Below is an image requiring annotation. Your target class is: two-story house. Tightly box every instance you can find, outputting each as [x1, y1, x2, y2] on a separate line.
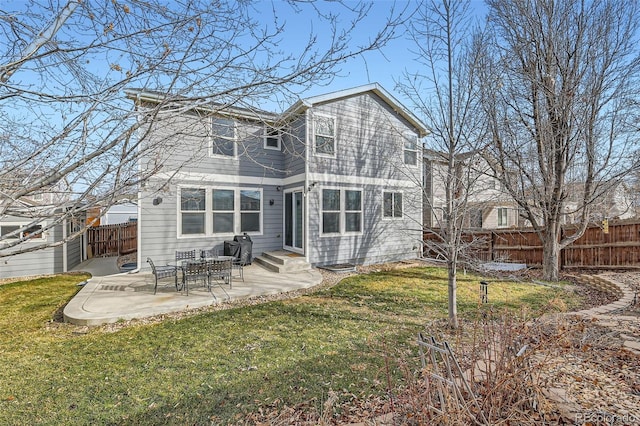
[0, 171, 85, 279]
[126, 84, 428, 270]
[423, 150, 524, 230]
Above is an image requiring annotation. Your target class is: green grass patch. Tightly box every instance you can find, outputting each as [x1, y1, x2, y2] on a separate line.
[0, 267, 580, 424]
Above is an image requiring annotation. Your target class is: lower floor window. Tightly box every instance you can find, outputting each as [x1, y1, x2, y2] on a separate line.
[0, 224, 45, 240]
[322, 188, 362, 235]
[179, 187, 262, 237]
[383, 192, 403, 218]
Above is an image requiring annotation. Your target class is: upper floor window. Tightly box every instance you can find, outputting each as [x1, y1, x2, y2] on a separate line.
[314, 115, 335, 156]
[211, 117, 236, 157]
[404, 135, 418, 166]
[383, 192, 403, 218]
[497, 207, 508, 227]
[321, 188, 362, 235]
[263, 126, 281, 150]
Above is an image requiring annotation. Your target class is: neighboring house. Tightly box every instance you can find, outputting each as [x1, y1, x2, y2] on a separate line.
[423, 150, 522, 230]
[126, 83, 428, 269]
[561, 181, 635, 224]
[0, 199, 85, 280]
[101, 200, 138, 225]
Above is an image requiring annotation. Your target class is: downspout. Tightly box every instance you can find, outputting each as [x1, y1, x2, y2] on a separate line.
[62, 217, 68, 272]
[129, 93, 143, 274]
[304, 109, 311, 264]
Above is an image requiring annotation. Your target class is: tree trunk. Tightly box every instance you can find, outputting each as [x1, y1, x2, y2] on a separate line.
[447, 263, 458, 328]
[542, 223, 561, 282]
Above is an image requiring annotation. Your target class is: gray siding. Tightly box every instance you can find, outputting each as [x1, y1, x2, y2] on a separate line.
[0, 216, 58, 279]
[305, 93, 423, 265]
[139, 180, 284, 271]
[308, 93, 421, 180]
[140, 109, 286, 180]
[282, 114, 307, 177]
[307, 183, 422, 266]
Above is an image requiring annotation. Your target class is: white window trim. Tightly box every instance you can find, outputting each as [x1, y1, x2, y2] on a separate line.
[0, 222, 47, 242]
[209, 116, 237, 159]
[263, 125, 281, 151]
[313, 113, 336, 158]
[403, 134, 419, 167]
[177, 185, 263, 239]
[382, 190, 403, 220]
[320, 186, 363, 237]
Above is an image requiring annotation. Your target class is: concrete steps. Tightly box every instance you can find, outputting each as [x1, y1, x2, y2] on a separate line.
[254, 250, 312, 273]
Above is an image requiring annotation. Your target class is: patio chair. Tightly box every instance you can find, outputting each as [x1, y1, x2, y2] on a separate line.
[200, 248, 218, 259]
[147, 258, 179, 295]
[175, 249, 196, 262]
[182, 260, 208, 296]
[232, 250, 250, 282]
[206, 259, 231, 299]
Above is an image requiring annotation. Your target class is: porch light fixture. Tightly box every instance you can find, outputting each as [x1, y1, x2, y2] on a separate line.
[276, 186, 282, 191]
[269, 199, 275, 206]
[152, 197, 163, 206]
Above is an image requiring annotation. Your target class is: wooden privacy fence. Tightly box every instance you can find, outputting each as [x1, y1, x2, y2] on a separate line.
[424, 219, 640, 269]
[87, 222, 137, 257]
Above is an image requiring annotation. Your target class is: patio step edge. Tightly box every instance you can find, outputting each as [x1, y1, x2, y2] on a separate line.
[254, 253, 311, 273]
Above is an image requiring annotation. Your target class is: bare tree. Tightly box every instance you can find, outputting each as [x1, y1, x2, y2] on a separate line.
[396, 0, 489, 328]
[480, 0, 640, 281]
[0, 0, 407, 256]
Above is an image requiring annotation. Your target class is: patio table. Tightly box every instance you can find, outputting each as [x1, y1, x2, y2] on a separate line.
[181, 257, 233, 295]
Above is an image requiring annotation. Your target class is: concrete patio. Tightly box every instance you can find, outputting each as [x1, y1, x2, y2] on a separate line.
[64, 257, 323, 326]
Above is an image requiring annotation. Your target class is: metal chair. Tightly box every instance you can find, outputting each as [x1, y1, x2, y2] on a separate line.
[182, 260, 208, 296]
[175, 249, 196, 262]
[147, 258, 179, 294]
[200, 248, 218, 259]
[232, 251, 249, 282]
[207, 259, 231, 299]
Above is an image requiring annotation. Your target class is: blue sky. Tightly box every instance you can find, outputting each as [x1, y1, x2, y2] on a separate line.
[252, 0, 488, 111]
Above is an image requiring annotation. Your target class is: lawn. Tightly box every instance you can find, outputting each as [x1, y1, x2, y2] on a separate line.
[0, 267, 581, 425]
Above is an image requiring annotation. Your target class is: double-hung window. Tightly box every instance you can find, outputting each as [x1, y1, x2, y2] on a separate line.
[180, 188, 206, 235]
[211, 117, 236, 157]
[497, 207, 508, 227]
[212, 189, 234, 233]
[314, 115, 335, 156]
[263, 126, 281, 150]
[179, 187, 263, 237]
[321, 188, 362, 235]
[383, 192, 403, 218]
[403, 134, 418, 166]
[240, 190, 261, 232]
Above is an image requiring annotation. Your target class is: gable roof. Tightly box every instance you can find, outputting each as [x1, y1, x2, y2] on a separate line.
[281, 83, 429, 137]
